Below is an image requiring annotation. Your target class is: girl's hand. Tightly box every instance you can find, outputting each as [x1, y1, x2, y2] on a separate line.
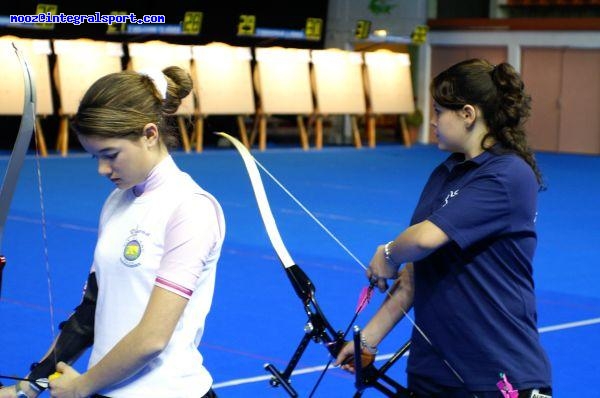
[48, 363, 84, 398]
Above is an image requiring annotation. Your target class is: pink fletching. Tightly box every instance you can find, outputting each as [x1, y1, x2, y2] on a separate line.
[355, 286, 374, 313]
[496, 373, 519, 398]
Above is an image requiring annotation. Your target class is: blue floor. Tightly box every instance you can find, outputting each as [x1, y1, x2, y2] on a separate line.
[0, 143, 599, 397]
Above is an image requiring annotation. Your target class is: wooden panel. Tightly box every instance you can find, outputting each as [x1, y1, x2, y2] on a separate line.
[431, 45, 506, 73]
[311, 49, 366, 115]
[521, 47, 562, 152]
[127, 41, 195, 115]
[431, 46, 468, 142]
[428, 17, 600, 31]
[0, 36, 53, 116]
[465, 47, 507, 65]
[255, 47, 313, 115]
[363, 50, 414, 114]
[431, 46, 469, 78]
[506, 0, 600, 6]
[558, 48, 600, 154]
[191, 42, 255, 115]
[54, 39, 123, 115]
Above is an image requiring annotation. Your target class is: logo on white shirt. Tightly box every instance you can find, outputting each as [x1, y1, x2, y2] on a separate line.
[121, 228, 149, 267]
[442, 189, 460, 207]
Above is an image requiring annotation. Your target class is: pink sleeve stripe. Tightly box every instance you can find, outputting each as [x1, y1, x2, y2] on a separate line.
[155, 276, 193, 298]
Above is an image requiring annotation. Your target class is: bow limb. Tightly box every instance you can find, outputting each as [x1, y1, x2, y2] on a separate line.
[0, 43, 36, 297]
[0, 44, 60, 391]
[218, 132, 295, 268]
[218, 132, 327, 307]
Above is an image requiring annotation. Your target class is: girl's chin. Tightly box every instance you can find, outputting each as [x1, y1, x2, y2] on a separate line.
[114, 181, 133, 190]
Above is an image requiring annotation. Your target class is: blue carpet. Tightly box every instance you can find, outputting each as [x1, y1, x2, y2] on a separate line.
[0, 144, 598, 397]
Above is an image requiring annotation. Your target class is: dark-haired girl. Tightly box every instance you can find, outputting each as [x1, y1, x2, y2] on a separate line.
[336, 59, 552, 398]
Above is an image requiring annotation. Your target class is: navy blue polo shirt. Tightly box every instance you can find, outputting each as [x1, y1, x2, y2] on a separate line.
[406, 148, 552, 391]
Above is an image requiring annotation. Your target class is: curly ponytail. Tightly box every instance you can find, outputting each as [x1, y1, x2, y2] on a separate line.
[431, 58, 544, 187]
[72, 66, 193, 150]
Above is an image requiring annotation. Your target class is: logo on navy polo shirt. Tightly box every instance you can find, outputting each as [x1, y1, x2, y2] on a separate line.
[442, 189, 459, 207]
[121, 228, 150, 267]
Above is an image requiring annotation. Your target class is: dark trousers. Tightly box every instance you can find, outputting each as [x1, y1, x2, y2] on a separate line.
[408, 374, 552, 398]
[203, 388, 218, 398]
[92, 387, 217, 398]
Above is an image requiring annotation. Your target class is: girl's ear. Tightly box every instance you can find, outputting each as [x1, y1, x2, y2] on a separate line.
[142, 123, 160, 147]
[462, 105, 477, 129]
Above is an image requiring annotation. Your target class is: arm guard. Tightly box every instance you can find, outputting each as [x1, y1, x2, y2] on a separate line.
[27, 272, 98, 390]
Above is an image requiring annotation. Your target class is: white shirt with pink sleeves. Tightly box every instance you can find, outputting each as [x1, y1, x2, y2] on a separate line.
[89, 155, 225, 398]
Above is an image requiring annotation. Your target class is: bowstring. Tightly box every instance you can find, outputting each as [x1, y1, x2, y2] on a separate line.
[253, 157, 376, 396]
[32, 121, 58, 368]
[254, 159, 367, 271]
[252, 155, 471, 396]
